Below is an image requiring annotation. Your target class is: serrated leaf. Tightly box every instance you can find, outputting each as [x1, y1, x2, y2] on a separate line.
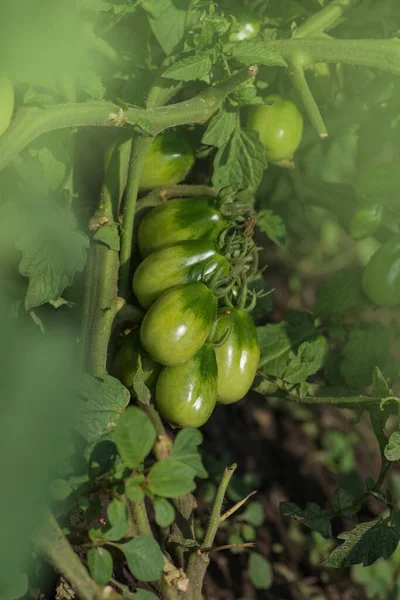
[114, 407, 156, 469]
[144, 0, 188, 56]
[212, 128, 268, 191]
[248, 553, 273, 590]
[171, 428, 207, 478]
[153, 497, 175, 527]
[118, 536, 164, 582]
[202, 110, 236, 148]
[87, 548, 113, 586]
[147, 458, 196, 497]
[162, 53, 213, 82]
[132, 356, 151, 406]
[104, 498, 129, 541]
[281, 501, 332, 538]
[75, 374, 130, 449]
[93, 222, 120, 251]
[283, 336, 328, 385]
[330, 487, 356, 518]
[324, 519, 399, 567]
[385, 431, 400, 462]
[229, 40, 287, 68]
[314, 267, 367, 317]
[256, 209, 287, 245]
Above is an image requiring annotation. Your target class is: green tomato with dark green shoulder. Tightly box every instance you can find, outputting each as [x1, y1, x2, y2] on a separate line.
[137, 195, 228, 257]
[247, 94, 303, 164]
[155, 344, 217, 428]
[228, 11, 261, 42]
[133, 240, 230, 309]
[362, 236, 400, 306]
[111, 329, 161, 391]
[139, 130, 195, 191]
[140, 282, 217, 366]
[214, 307, 260, 404]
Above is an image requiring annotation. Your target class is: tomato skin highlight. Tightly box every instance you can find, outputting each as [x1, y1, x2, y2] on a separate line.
[247, 94, 303, 163]
[137, 195, 227, 258]
[0, 72, 14, 138]
[362, 237, 400, 306]
[155, 345, 217, 428]
[111, 329, 161, 391]
[214, 307, 260, 404]
[133, 240, 230, 309]
[139, 130, 195, 191]
[229, 12, 261, 42]
[140, 282, 217, 366]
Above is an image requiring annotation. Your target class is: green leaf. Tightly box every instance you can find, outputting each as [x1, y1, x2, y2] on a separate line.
[104, 498, 129, 541]
[314, 267, 367, 317]
[93, 222, 120, 252]
[256, 209, 287, 245]
[87, 548, 113, 586]
[75, 374, 130, 450]
[114, 407, 156, 469]
[171, 428, 208, 478]
[242, 523, 257, 542]
[385, 432, 400, 462]
[330, 487, 355, 518]
[125, 475, 146, 502]
[340, 323, 391, 390]
[162, 53, 213, 82]
[283, 336, 328, 385]
[248, 553, 273, 590]
[118, 536, 164, 582]
[153, 497, 175, 527]
[202, 110, 236, 148]
[324, 519, 399, 567]
[229, 40, 287, 68]
[280, 502, 332, 538]
[241, 502, 265, 527]
[132, 591, 159, 600]
[212, 128, 268, 191]
[132, 356, 151, 406]
[144, 0, 188, 56]
[147, 458, 196, 497]
[371, 368, 392, 461]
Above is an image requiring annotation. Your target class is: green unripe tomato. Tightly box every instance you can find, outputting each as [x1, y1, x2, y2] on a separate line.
[362, 237, 400, 306]
[155, 345, 217, 428]
[111, 329, 161, 392]
[0, 72, 14, 138]
[229, 12, 261, 42]
[213, 307, 260, 404]
[140, 282, 217, 366]
[133, 240, 230, 309]
[139, 130, 195, 191]
[350, 203, 383, 240]
[247, 94, 303, 163]
[137, 196, 228, 257]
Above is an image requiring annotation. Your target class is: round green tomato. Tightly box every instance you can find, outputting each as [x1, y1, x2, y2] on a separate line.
[0, 72, 14, 138]
[229, 12, 261, 42]
[156, 345, 217, 428]
[350, 203, 383, 240]
[137, 195, 227, 257]
[139, 130, 195, 191]
[111, 329, 161, 392]
[214, 307, 260, 404]
[140, 282, 217, 366]
[362, 237, 400, 306]
[247, 94, 303, 163]
[133, 240, 230, 309]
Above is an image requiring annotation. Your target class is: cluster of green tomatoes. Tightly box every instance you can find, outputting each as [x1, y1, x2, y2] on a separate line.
[113, 194, 261, 429]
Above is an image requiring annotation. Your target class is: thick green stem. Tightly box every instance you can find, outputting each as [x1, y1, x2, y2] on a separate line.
[119, 135, 153, 299]
[293, 0, 354, 38]
[126, 497, 153, 537]
[186, 464, 237, 600]
[288, 61, 328, 137]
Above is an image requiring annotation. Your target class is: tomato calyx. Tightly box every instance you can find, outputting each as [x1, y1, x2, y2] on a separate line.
[202, 264, 235, 299]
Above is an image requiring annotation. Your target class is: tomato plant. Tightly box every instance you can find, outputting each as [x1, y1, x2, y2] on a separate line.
[228, 11, 261, 42]
[362, 237, 400, 306]
[0, 72, 14, 138]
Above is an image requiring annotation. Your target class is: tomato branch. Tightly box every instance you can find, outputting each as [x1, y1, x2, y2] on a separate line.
[293, 0, 354, 38]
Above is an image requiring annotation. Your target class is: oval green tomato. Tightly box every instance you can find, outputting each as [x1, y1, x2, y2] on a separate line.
[133, 240, 230, 309]
[214, 307, 260, 404]
[137, 195, 228, 257]
[247, 94, 303, 163]
[140, 282, 217, 366]
[156, 345, 217, 428]
[0, 72, 14, 138]
[229, 12, 261, 42]
[111, 329, 161, 391]
[350, 203, 383, 240]
[362, 236, 400, 306]
[139, 130, 195, 191]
